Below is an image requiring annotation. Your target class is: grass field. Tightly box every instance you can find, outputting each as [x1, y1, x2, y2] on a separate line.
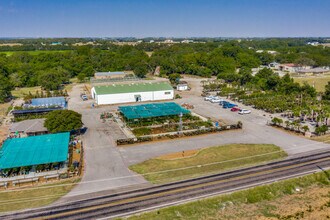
[124, 170, 330, 220]
[293, 75, 330, 92]
[129, 144, 287, 184]
[11, 86, 42, 98]
[0, 50, 71, 56]
[0, 102, 11, 117]
[0, 178, 80, 213]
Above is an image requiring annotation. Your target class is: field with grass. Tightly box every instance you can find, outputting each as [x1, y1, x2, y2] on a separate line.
[293, 75, 330, 92]
[129, 144, 287, 184]
[11, 86, 42, 98]
[0, 50, 71, 56]
[0, 178, 80, 213]
[124, 170, 330, 220]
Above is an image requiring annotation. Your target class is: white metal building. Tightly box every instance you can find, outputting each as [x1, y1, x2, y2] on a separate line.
[176, 81, 189, 91]
[91, 82, 174, 105]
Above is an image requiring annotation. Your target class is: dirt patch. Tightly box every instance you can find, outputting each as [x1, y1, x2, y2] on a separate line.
[156, 149, 199, 160]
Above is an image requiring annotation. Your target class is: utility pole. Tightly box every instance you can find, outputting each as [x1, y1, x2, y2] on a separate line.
[178, 112, 183, 135]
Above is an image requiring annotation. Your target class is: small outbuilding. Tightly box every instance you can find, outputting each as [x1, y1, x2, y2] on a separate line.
[9, 119, 48, 137]
[91, 82, 174, 105]
[176, 81, 189, 91]
[94, 71, 127, 79]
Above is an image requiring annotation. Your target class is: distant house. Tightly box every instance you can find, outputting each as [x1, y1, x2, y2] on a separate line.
[278, 63, 312, 73]
[269, 62, 280, 69]
[267, 50, 279, 55]
[94, 71, 127, 79]
[164, 39, 174, 43]
[181, 40, 194, 43]
[176, 81, 189, 91]
[256, 50, 264, 53]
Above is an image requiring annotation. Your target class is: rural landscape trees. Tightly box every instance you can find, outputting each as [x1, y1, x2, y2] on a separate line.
[44, 110, 83, 133]
[0, 38, 330, 104]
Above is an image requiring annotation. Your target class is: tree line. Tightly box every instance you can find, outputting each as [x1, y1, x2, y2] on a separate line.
[1, 39, 330, 102]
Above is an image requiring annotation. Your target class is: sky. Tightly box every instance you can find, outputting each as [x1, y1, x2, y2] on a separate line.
[0, 0, 330, 38]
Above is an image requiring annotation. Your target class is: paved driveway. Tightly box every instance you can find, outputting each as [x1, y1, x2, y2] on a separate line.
[118, 96, 330, 165]
[62, 83, 330, 200]
[61, 85, 148, 200]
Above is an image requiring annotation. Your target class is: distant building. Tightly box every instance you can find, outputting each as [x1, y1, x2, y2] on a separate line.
[176, 81, 189, 91]
[9, 119, 48, 137]
[94, 71, 127, 79]
[296, 67, 330, 75]
[269, 62, 280, 69]
[256, 50, 264, 53]
[307, 42, 319, 46]
[50, 42, 62, 46]
[267, 50, 279, 55]
[164, 39, 174, 43]
[279, 63, 311, 73]
[91, 82, 174, 105]
[30, 97, 67, 108]
[181, 40, 194, 43]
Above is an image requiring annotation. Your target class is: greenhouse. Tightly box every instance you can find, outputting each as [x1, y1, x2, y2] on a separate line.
[0, 132, 70, 170]
[118, 102, 190, 120]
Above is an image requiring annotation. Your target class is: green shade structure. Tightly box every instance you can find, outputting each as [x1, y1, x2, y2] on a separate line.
[119, 102, 190, 120]
[0, 132, 70, 169]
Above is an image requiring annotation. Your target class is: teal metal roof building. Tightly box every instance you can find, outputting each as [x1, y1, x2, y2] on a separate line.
[119, 102, 190, 120]
[0, 132, 70, 170]
[91, 82, 174, 105]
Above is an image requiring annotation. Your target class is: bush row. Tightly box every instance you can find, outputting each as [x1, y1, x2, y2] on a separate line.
[117, 122, 242, 146]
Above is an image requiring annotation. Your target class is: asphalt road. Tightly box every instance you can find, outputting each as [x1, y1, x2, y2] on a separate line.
[61, 81, 330, 200]
[3, 150, 330, 220]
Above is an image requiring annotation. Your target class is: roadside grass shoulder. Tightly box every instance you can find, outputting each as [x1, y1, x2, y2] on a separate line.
[129, 144, 287, 184]
[123, 170, 330, 220]
[0, 178, 80, 213]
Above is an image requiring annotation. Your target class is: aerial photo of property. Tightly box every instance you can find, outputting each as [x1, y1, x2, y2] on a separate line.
[0, 0, 329, 219]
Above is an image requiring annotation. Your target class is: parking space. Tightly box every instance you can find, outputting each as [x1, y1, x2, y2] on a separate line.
[64, 79, 330, 199]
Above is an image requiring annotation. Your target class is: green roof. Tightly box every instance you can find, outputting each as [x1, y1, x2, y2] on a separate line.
[94, 82, 173, 95]
[0, 132, 70, 169]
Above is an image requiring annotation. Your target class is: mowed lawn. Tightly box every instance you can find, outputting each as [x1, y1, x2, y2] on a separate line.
[293, 75, 330, 92]
[129, 144, 287, 184]
[0, 178, 80, 213]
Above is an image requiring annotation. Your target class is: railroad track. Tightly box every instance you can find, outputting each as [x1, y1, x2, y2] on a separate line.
[2, 150, 330, 220]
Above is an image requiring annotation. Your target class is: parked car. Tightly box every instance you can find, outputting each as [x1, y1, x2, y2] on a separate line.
[81, 94, 88, 101]
[223, 102, 237, 109]
[204, 95, 215, 101]
[210, 97, 223, 103]
[238, 109, 251, 114]
[219, 100, 228, 106]
[231, 107, 241, 112]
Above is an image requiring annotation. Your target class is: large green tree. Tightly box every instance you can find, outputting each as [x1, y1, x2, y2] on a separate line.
[44, 110, 83, 133]
[0, 75, 12, 103]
